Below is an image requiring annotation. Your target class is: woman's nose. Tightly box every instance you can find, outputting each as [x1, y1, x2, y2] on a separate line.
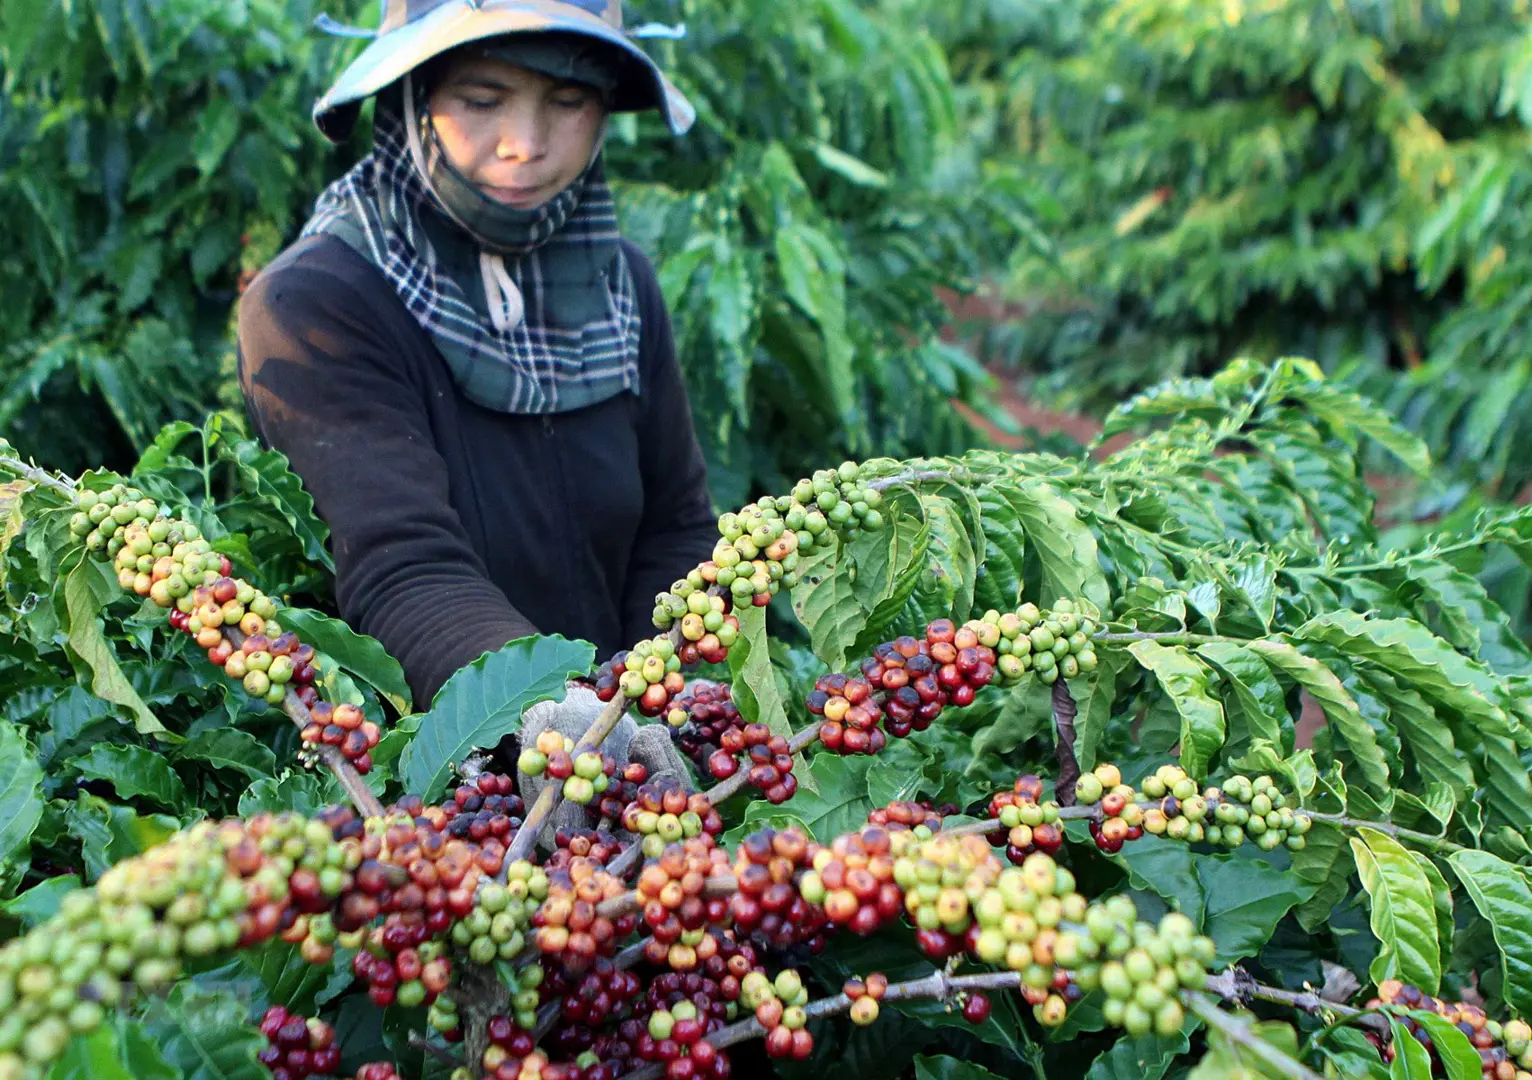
[495, 106, 549, 162]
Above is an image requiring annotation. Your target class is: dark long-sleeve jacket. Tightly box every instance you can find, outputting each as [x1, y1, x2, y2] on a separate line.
[237, 233, 718, 707]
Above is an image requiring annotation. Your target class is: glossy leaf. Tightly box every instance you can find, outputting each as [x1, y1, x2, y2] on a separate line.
[70, 742, 188, 811]
[399, 635, 595, 802]
[1127, 640, 1225, 777]
[62, 562, 165, 735]
[0, 720, 43, 863]
[1447, 849, 1532, 1015]
[277, 607, 411, 714]
[1352, 828, 1441, 993]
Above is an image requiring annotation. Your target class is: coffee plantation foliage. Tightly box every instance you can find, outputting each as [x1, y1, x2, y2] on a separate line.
[0, 0, 1041, 507]
[4, 359, 1532, 1080]
[941, 0, 1532, 495]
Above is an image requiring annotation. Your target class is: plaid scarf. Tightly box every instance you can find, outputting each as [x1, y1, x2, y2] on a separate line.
[300, 84, 641, 414]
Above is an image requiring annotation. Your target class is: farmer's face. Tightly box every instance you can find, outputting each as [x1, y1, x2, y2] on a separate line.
[428, 54, 604, 210]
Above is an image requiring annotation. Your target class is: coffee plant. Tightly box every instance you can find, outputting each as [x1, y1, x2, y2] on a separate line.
[5, 358, 1532, 1080]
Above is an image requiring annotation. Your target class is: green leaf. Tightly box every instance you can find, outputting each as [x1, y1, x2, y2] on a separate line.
[1352, 828, 1441, 993]
[1084, 1030, 1191, 1080]
[1411, 851, 1454, 976]
[238, 772, 340, 817]
[791, 545, 864, 670]
[811, 141, 890, 187]
[1075, 647, 1133, 770]
[728, 754, 875, 843]
[1197, 853, 1314, 964]
[998, 477, 1110, 610]
[0, 479, 28, 593]
[65, 795, 180, 881]
[1118, 838, 1205, 925]
[174, 729, 279, 781]
[399, 635, 595, 801]
[909, 494, 978, 625]
[1248, 639, 1389, 795]
[774, 221, 852, 423]
[1294, 611, 1521, 745]
[847, 512, 933, 653]
[1227, 553, 1277, 631]
[2, 874, 80, 929]
[277, 607, 411, 714]
[1297, 382, 1432, 476]
[193, 97, 241, 177]
[1393, 560, 1532, 675]
[239, 940, 353, 1016]
[1363, 671, 1474, 800]
[1127, 641, 1225, 777]
[1406, 1011, 1482, 1080]
[220, 438, 332, 570]
[729, 604, 813, 793]
[1389, 1016, 1435, 1080]
[48, 1026, 142, 1080]
[70, 743, 188, 811]
[1446, 849, 1532, 1015]
[144, 983, 269, 1080]
[912, 1056, 1007, 1080]
[973, 482, 1027, 612]
[63, 562, 166, 735]
[0, 720, 43, 863]
[1197, 643, 1286, 755]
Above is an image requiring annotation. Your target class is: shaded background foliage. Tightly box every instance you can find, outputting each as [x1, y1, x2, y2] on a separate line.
[943, 0, 1532, 500]
[0, 0, 1043, 508]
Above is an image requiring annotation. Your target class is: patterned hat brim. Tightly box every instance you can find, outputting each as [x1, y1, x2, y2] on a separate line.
[313, 0, 696, 141]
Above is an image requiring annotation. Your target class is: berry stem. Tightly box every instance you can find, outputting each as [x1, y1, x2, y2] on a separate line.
[1091, 631, 1248, 645]
[223, 625, 384, 819]
[504, 691, 633, 866]
[0, 450, 77, 499]
[1306, 813, 1467, 853]
[613, 968, 1025, 1080]
[700, 725, 821, 806]
[406, 1030, 457, 1067]
[1203, 969, 1363, 1020]
[1052, 679, 1081, 808]
[1184, 991, 1326, 1080]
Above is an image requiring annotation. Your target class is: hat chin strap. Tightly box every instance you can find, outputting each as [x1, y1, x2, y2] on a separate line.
[402, 73, 612, 337]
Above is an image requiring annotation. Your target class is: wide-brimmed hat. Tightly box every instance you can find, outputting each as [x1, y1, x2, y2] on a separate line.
[312, 0, 696, 142]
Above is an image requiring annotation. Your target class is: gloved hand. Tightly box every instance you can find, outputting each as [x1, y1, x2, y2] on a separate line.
[516, 683, 694, 847]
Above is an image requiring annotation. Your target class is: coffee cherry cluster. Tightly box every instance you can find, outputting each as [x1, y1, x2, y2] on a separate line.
[799, 827, 903, 937]
[889, 831, 1004, 961]
[707, 723, 797, 804]
[0, 811, 362, 1080]
[637, 839, 733, 970]
[536, 858, 638, 973]
[619, 778, 724, 860]
[812, 616, 1004, 755]
[843, 972, 889, 1026]
[636, 999, 727, 1080]
[1367, 981, 1532, 1079]
[475, 1016, 548, 1080]
[432, 773, 526, 844]
[519, 730, 614, 806]
[666, 684, 744, 773]
[547, 829, 627, 872]
[988, 774, 1065, 863]
[70, 484, 169, 560]
[258, 1006, 342, 1080]
[354, 1065, 406, 1080]
[453, 863, 546, 965]
[740, 969, 814, 1060]
[994, 598, 1099, 685]
[728, 829, 827, 952]
[299, 701, 381, 774]
[662, 588, 740, 666]
[1200, 773, 1312, 853]
[867, 800, 950, 833]
[1074, 910, 1213, 1037]
[594, 636, 688, 717]
[548, 957, 643, 1035]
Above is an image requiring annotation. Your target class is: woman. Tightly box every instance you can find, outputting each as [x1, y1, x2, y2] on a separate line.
[238, 0, 719, 715]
